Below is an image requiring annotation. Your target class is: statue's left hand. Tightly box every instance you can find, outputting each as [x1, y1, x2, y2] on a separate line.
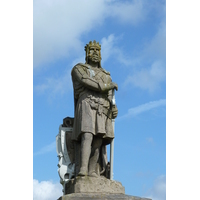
[112, 105, 118, 119]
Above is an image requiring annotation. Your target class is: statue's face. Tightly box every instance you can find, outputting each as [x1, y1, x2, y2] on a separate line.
[88, 46, 101, 63]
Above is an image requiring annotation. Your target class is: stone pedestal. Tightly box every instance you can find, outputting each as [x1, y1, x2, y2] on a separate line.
[57, 176, 152, 200]
[58, 193, 151, 200]
[65, 176, 125, 194]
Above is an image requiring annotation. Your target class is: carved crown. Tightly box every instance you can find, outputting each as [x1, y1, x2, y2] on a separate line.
[84, 40, 101, 52]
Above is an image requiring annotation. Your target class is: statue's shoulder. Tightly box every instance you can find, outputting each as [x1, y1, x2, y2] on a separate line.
[100, 67, 110, 75]
[72, 63, 85, 72]
[72, 63, 90, 71]
[74, 63, 90, 69]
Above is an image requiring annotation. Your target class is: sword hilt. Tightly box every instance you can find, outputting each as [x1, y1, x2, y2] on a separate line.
[112, 89, 116, 106]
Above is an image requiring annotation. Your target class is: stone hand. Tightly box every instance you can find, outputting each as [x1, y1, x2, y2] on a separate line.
[110, 82, 118, 91]
[112, 105, 118, 119]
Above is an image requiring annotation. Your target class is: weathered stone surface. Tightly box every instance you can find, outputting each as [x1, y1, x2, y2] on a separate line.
[58, 193, 152, 200]
[70, 40, 118, 181]
[65, 176, 125, 195]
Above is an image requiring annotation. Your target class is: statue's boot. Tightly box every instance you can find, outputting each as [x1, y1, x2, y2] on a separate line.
[88, 153, 99, 177]
[88, 137, 102, 178]
[78, 133, 92, 176]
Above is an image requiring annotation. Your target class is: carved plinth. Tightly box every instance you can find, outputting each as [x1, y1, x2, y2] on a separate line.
[64, 176, 125, 194]
[58, 193, 152, 200]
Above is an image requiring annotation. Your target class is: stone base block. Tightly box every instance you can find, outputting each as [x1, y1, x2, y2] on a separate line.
[65, 176, 125, 194]
[58, 193, 152, 200]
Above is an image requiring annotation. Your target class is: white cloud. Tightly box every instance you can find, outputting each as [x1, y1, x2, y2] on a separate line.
[101, 34, 116, 64]
[124, 60, 165, 92]
[33, 0, 155, 68]
[101, 34, 133, 66]
[34, 141, 56, 156]
[33, 0, 106, 68]
[146, 175, 166, 200]
[34, 69, 72, 97]
[107, 0, 148, 25]
[118, 99, 166, 120]
[143, 20, 166, 61]
[122, 17, 166, 92]
[33, 179, 63, 200]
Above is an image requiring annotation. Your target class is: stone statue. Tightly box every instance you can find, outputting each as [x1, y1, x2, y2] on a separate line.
[71, 40, 118, 178]
[56, 41, 152, 199]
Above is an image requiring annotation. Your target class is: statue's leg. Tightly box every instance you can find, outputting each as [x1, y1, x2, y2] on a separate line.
[88, 136, 102, 177]
[78, 132, 93, 176]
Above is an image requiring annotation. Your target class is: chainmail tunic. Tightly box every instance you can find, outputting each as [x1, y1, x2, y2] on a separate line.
[71, 63, 114, 145]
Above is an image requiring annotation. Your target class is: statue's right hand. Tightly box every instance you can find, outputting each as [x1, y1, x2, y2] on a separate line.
[110, 82, 118, 91]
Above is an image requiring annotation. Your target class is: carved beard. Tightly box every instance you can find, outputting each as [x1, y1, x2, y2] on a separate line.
[88, 53, 101, 63]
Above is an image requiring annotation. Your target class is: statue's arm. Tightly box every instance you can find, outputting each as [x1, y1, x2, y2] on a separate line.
[72, 66, 117, 92]
[108, 89, 118, 119]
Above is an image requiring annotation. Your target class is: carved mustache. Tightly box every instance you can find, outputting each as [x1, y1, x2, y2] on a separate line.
[88, 53, 99, 58]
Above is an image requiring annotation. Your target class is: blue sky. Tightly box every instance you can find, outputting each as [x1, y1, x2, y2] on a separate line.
[33, 0, 166, 199]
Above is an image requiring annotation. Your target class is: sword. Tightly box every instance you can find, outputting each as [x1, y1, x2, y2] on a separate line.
[110, 89, 116, 180]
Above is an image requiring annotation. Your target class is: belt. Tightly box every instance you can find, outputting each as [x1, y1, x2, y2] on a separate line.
[90, 101, 112, 119]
